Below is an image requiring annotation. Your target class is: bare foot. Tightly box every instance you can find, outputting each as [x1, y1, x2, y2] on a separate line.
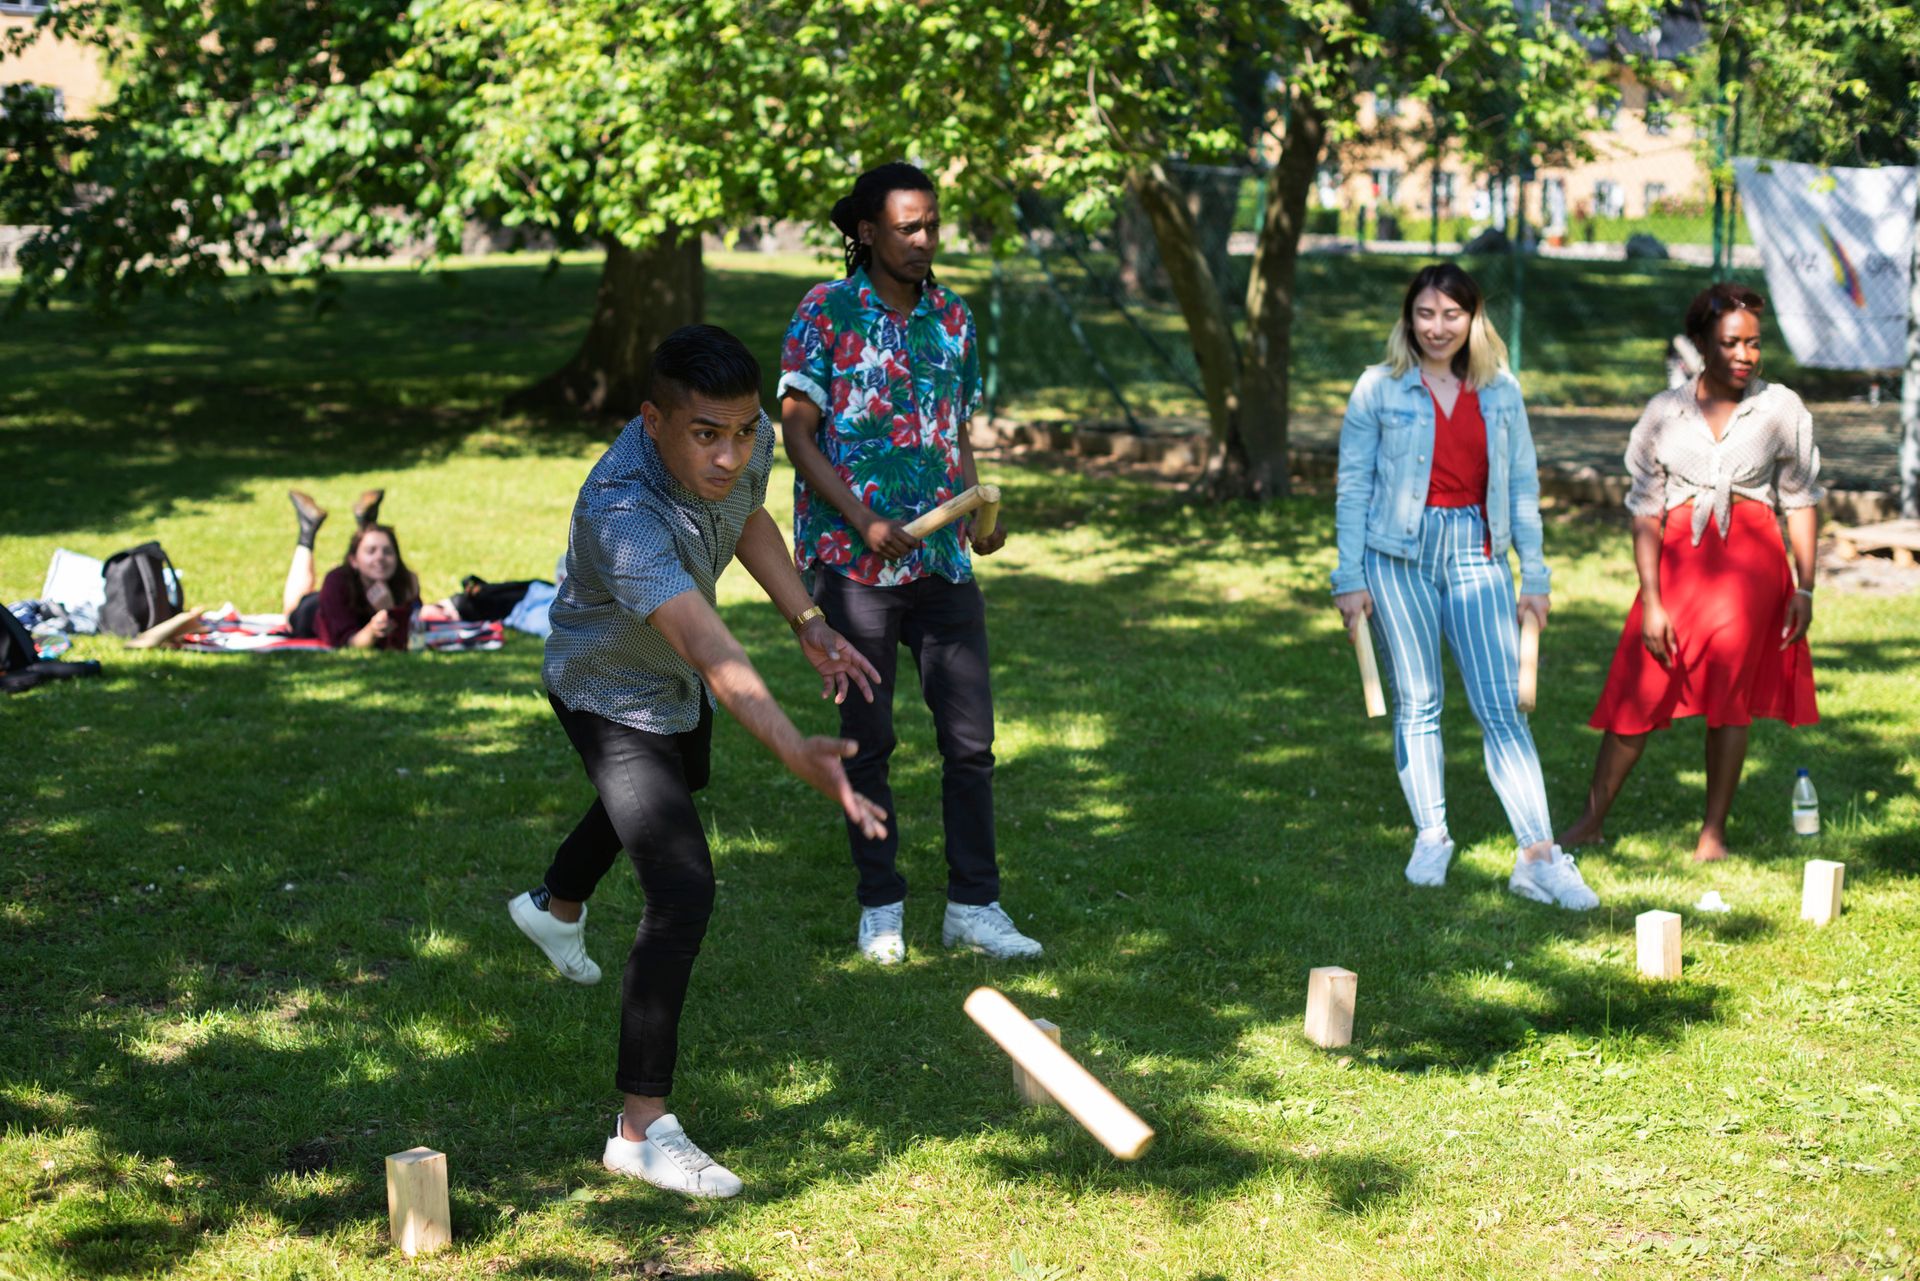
[1692, 831, 1729, 862]
[1557, 814, 1608, 848]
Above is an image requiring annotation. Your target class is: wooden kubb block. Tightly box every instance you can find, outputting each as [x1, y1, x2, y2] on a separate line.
[386, 1147, 451, 1257]
[1800, 859, 1845, 926]
[1013, 1018, 1061, 1107]
[1636, 910, 1682, 980]
[1304, 967, 1357, 1048]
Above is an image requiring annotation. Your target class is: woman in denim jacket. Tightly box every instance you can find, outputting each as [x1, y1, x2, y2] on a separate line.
[1332, 263, 1597, 910]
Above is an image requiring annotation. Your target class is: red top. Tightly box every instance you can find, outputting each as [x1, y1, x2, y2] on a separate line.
[1425, 385, 1488, 508]
[314, 566, 411, 651]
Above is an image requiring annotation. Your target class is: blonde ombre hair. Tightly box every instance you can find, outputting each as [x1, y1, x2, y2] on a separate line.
[1384, 262, 1511, 389]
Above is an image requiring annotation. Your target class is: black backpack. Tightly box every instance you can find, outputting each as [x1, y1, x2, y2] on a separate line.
[100, 541, 182, 637]
[0, 607, 35, 674]
[0, 607, 102, 694]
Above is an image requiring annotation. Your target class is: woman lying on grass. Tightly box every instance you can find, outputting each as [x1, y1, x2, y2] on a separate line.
[283, 488, 419, 650]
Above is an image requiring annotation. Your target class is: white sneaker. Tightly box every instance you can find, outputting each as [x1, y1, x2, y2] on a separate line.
[1508, 846, 1600, 911]
[942, 901, 1044, 959]
[857, 902, 906, 965]
[508, 891, 602, 984]
[603, 1113, 742, 1199]
[1404, 832, 1455, 887]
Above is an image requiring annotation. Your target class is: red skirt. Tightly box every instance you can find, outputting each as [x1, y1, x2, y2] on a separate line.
[1589, 501, 1817, 733]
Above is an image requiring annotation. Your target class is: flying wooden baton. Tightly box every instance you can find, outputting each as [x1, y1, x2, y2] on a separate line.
[1353, 613, 1387, 719]
[1517, 611, 1541, 714]
[963, 987, 1155, 1160]
[903, 484, 1000, 541]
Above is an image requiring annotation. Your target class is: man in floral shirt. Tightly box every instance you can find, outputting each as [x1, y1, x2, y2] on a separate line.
[779, 161, 1043, 964]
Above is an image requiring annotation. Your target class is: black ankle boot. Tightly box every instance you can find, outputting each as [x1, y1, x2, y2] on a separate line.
[289, 489, 327, 549]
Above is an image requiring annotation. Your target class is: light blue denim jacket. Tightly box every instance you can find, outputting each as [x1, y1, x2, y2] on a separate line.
[1331, 363, 1551, 597]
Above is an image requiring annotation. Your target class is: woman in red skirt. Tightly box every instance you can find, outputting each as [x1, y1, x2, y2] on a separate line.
[1559, 283, 1820, 861]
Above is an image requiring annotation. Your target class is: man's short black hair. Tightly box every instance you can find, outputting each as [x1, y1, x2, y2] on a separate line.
[649, 324, 762, 408]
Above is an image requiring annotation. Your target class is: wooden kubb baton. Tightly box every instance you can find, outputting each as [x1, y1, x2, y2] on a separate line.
[963, 987, 1154, 1161]
[1353, 614, 1387, 719]
[903, 484, 1001, 541]
[1517, 611, 1541, 713]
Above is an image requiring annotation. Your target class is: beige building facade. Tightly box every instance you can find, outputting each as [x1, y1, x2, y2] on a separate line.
[1325, 69, 1708, 234]
[1, 3, 109, 119]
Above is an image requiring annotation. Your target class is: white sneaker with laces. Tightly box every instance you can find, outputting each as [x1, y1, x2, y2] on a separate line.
[1404, 832, 1455, 886]
[603, 1113, 743, 1199]
[508, 891, 602, 984]
[942, 901, 1044, 959]
[1508, 846, 1600, 911]
[857, 902, 906, 965]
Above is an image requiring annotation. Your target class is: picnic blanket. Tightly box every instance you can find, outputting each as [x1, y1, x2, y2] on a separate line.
[177, 608, 506, 654]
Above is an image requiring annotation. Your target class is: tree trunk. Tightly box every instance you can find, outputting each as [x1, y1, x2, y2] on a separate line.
[1128, 161, 1243, 471]
[508, 231, 703, 418]
[1236, 97, 1328, 501]
[1902, 173, 1920, 518]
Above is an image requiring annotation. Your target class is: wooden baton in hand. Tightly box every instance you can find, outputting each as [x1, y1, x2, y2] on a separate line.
[903, 484, 998, 540]
[1517, 611, 1540, 714]
[963, 987, 1154, 1160]
[1353, 613, 1387, 719]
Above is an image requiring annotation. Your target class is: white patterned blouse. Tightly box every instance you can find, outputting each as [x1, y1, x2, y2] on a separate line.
[1622, 376, 1823, 545]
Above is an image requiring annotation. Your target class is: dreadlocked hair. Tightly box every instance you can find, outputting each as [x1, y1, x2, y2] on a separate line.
[830, 161, 938, 282]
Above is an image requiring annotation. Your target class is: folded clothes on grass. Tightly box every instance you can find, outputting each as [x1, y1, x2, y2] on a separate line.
[178, 609, 506, 653]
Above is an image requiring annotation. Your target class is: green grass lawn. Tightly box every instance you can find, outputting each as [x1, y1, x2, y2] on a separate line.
[3, 257, 1918, 1281]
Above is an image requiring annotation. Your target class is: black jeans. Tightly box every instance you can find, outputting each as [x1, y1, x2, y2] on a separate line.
[544, 691, 713, 1099]
[812, 571, 998, 907]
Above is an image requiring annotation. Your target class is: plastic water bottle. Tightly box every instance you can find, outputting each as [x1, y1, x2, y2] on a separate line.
[1791, 768, 1820, 837]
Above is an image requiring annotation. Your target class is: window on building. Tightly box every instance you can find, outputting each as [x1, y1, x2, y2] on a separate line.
[0, 82, 62, 119]
[1643, 182, 1669, 215]
[1369, 167, 1402, 204]
[0, 1, 53, 13]
[1315, 164, 1342, 209]
[1433, 171, 1457, 208]
[1645, 91, 1671, 137]
[1596, 91, 1623, 129]
[1594, 180, 1625, 218]
[1374, 92, 1398, 121]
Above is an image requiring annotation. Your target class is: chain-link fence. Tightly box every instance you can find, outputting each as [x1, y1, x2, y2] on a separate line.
[979, 162, 1903, 496]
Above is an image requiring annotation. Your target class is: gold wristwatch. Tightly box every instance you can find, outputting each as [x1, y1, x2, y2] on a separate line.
[789, 605, 825, 633]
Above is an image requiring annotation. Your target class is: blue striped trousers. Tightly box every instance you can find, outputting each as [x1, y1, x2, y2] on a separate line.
[1363, 506, 1553, 849]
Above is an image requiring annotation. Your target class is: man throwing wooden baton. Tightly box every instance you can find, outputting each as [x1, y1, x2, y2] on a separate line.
[778, 161, 1042, 965]
[507, 325, 886, 1198]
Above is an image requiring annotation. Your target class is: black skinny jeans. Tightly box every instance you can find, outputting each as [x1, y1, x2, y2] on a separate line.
[812, 570, 999, 908]
[544, 691, 713, 1099]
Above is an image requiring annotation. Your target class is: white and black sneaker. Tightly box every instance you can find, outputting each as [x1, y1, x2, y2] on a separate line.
[942, 901, 1044, 959]
[1508, 846, 1600, 911]
[603, 1113, 743, 1199]
[508, 891, 601, 984]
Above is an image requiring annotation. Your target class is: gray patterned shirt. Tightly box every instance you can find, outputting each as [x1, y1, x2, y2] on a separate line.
[543, 411, 775, 733]
[1623, 376, 1823, 545]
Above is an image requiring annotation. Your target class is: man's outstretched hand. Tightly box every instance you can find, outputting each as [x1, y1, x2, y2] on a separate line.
[798, 618, 881, 704]
[785, 736, 889, 840]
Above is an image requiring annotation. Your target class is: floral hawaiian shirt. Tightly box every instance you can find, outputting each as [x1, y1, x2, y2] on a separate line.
[777, 267, 983, 587]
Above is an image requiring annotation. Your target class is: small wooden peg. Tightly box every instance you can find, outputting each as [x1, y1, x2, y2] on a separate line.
[1353, 616, 1387, 719]
[1636, 910, 1682, 980]
[1012, 1018, 1060, 1107]
[1304, 967, 1357, 1048]
[386, 1147, 451, 1256]
[1800, 859, 1845, 926]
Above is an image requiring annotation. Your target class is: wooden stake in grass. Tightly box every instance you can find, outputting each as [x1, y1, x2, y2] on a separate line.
[1012, 1018, 1061, 1108]
[1636, 910, 1682, 980]
[963, 988, 1154, 1160]
[1303, 966, 1357, 1048]
[1516, 611, 1541, 713]
[385, 1147, 451, 1257]
[1352, 615, 1387, 719]
[1800, 859, 1846, 926]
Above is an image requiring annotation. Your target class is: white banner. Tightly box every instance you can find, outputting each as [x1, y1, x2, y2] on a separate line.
[1734, 158, 1915, 370]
